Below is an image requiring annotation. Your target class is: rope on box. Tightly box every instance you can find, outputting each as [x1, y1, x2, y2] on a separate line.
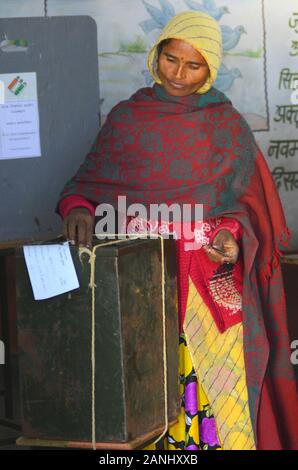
[79, 234, 168, 451]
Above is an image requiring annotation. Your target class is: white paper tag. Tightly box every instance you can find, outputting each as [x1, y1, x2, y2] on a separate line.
[23, 242, 80, 300]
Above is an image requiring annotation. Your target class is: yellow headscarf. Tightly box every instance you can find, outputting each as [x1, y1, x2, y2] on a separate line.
[147, 11, 222, 94]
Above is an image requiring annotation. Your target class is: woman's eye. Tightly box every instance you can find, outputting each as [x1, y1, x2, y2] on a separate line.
[190, 65, 200, 70]
[166, 57, 175, 62]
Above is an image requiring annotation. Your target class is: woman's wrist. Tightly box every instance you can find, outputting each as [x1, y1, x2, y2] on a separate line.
[59, 195, 95, 219]
[209, 218, 242, 244]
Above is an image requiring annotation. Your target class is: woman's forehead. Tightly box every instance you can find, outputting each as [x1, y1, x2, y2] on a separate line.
[161, 38, 207, 63]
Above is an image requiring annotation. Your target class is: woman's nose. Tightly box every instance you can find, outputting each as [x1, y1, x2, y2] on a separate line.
[175, 64, 186, 79]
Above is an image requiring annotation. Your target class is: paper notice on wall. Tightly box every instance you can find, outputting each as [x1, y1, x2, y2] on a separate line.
[23, 242, 80, 300]
[0, 72, 41, 160]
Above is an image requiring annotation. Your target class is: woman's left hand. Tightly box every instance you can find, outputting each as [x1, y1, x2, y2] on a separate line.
[203, 229, 239, 264]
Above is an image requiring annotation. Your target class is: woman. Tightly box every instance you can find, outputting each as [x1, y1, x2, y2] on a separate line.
[58, 11, 298, 450]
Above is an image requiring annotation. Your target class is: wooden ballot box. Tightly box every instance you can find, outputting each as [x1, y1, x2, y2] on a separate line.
[15, 238, 180, 449]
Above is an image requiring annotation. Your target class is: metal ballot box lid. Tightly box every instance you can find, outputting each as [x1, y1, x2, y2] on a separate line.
[16, 238, 180, 449]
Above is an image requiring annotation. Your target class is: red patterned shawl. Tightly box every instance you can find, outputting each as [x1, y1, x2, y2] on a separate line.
[60, 84, 298, 449]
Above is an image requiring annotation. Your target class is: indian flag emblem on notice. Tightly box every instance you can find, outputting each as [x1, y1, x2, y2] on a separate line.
[8, 75, 27, 96]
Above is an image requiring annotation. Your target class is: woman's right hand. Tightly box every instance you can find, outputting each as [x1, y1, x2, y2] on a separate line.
[62, 207, 94, 248]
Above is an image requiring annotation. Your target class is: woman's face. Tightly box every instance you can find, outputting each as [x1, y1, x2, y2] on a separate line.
[157, 39, 210, 96]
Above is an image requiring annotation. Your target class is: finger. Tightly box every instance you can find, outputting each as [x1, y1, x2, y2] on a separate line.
[222, 247, 239, 264]
[62, 219, 69, 241]
[67, 218, 77, 245]
[203, 245, 225, 264]
[212, 244, 234, 258]
[213, 238, 239, 261]
[77, 220, 87, 247]
[86, 221, 93, 248]
[205, 245, 237, 264]
[221, 252, 237, 264]
[205, 244, 230, 259]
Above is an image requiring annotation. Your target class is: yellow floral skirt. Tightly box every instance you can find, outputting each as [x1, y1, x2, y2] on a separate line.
[145, 278, 256, 451]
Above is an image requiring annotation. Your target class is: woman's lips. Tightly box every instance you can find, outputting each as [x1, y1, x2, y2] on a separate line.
[168, 80, 185, 89]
